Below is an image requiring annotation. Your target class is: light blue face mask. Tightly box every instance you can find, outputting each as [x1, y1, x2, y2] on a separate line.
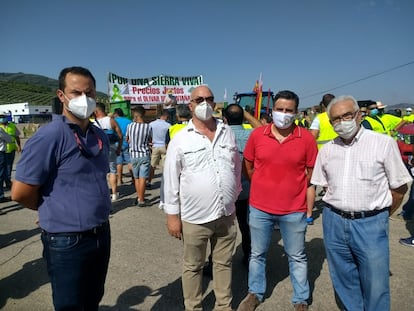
[369, 108, 379, 117]
[0, 118, 7, 123]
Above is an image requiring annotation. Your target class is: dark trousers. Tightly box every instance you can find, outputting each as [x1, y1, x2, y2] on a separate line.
[235, 198, 251, 262]
[402, 165, 414, 219]
[41, 223, 111, 311]
[4, 151, 14, 187]
[0, 151, 6, 198]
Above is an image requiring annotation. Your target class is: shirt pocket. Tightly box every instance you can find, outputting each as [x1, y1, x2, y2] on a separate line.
[356, 161, 376, 181]
[216, 144, 238, 170]
[182, 146, 208, 171]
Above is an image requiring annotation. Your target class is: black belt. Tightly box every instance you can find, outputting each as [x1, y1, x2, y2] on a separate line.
[43, 221, 110, 236]
[324, 202, 389, 220]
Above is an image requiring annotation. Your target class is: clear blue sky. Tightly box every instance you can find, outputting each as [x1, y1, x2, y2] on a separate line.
[1, 0, 413, 108]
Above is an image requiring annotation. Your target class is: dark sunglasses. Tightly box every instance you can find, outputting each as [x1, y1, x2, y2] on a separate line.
[191, 96, 214, 104]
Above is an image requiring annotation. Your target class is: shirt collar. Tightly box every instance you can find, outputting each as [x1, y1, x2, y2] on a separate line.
[186, 118, 224, 133]
[263, 123, 302, 139]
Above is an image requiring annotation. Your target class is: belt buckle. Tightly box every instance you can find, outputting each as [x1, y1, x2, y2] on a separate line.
[350, 211, 355, 220]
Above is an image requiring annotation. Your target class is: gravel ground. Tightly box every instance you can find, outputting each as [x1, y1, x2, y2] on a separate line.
[1, 141, 414, 310]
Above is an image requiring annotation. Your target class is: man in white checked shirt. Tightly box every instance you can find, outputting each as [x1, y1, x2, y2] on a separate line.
[311, 95, 412, 311]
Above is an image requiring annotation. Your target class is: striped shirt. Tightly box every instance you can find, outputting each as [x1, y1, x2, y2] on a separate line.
[126, 121, 151, 158]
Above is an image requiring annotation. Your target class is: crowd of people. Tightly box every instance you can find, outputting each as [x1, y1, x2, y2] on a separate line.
[6, 65, 414, 311]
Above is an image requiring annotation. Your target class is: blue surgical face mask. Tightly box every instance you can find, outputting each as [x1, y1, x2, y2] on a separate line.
[0, 118, 7, 123]
[369, 108, 379, 117]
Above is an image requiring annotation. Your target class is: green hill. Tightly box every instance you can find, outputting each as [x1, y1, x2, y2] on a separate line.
[0, 72, 109, 106]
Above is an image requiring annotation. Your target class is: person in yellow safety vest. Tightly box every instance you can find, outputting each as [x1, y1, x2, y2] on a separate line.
[309, 93, 337, 149]
[0, 115, 21, 189]
[402, 107, 414, 122]
[165, 104, 192, 144]
[361, 101, 388, 135]
[358, 101, 372, 130]
[295, 110, 311, 128]
[376, 101, 407, 138]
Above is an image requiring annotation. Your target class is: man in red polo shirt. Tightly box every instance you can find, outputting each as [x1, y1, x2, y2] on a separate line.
[237, 90, 318, 311]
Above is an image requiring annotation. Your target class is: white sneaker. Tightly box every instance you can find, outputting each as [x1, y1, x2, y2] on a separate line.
[111, 192, 119, 202]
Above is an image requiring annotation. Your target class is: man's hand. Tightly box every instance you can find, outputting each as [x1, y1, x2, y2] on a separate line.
[167, 214, 182, 240]
[390, 184, 408, 215]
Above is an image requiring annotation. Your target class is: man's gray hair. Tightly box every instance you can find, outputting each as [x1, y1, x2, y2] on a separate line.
[327, 95, 359, 118]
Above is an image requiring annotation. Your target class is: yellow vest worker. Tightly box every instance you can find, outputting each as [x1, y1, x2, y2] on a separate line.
[403, 108, 414, 122]
[315, 112, 337, 149]
[0, 121, 20, 153]
[379, 113, 404, 136]
[168, 122, 188, 140]
[364, 116, 387, 135]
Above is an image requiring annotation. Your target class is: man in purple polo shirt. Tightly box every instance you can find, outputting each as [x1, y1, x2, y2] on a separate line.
[11, 66, 112, 311]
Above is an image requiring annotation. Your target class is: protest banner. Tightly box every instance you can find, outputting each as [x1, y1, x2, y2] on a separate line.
[108, 72, 204, 105]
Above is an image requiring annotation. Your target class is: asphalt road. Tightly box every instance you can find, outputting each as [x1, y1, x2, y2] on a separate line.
[1, 143, 414, 310]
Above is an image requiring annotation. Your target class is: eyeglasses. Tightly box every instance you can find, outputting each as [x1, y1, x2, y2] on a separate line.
[190, 96, 214, 104]
[330, 110, 359, 125]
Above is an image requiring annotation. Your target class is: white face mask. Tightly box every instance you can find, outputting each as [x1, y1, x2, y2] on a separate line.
[272, 111, 295, 129]
[333, 119, 358, 140]
[194, 101, 213, 121]
[64, 94, 96, 120]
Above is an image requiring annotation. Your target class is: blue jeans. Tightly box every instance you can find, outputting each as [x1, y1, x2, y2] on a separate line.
[41, 223, 111, 311]
[4, 150, 14, 187]
[248, 206, 309, 304]
[322, 206, 390, 311]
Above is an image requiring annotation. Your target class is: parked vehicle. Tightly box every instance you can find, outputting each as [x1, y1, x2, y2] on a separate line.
[233, 91, 274, 116]
[396, 123, 414, 164]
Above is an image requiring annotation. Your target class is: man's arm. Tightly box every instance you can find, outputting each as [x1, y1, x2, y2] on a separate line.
[244, 110, 262, 128]
[11, 180, 41, 210]
[15, 136, 21, 152]
[309, 116, 320, 139]
[110, 118, 123, 154]
[393, 119, 407, 134]
[14, 127, 22, 152]
[0, 128, 12, 143]
[390, 184, 408, 215]
[166, 214, 182, 240]
[309, 129, 319, 139]
[243, 158, 254, 181]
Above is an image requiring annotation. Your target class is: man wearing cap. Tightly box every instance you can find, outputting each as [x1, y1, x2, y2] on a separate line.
[376, 101, 407, 137]
[403, 107, 414, 122]
[0, 115, 19, 190]
[362, 101, 388, 135]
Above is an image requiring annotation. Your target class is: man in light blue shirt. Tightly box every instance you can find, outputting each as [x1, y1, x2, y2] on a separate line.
[148, 110, 170, 188]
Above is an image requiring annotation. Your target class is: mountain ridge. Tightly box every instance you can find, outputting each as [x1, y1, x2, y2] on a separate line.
[0, 72, 109, 106]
